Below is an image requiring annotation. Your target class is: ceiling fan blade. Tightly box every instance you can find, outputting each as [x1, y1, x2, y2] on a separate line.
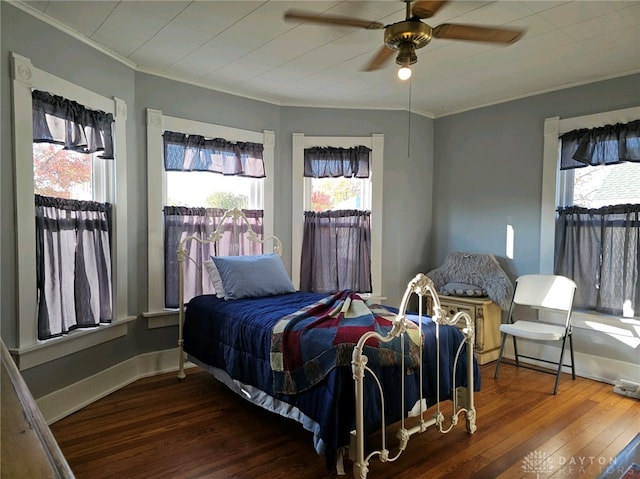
[284, 10, 385, 30]
[362, 46, 396, 72]
[412, 1, 449, 19]
[433, 23, 525, 44]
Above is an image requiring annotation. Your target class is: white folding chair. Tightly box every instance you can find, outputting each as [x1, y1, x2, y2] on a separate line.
[494, 274, 577, 395]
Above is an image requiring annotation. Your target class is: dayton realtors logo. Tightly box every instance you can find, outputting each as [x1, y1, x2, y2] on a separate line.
[522, 450, 553, 477]
[522, 450, 620, 477]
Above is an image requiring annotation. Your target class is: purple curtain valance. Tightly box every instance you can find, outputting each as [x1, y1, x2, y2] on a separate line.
[163, 131, 265, 178]
[304, 146, 371, 178]
[32, 90, 114, 159]
[560, 119, 640, 170]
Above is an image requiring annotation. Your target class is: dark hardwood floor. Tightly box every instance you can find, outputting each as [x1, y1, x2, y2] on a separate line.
[50, 363, 639, 479]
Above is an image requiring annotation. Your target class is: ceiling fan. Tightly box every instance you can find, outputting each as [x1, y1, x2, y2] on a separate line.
[284, 0, 526, 79]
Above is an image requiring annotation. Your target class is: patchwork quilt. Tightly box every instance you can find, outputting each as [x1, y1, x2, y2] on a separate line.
[270, 290, 422, 394]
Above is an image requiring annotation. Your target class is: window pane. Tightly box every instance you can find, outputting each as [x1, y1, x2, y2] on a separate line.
[33, 143, 92, 200]
[573, 162, 640, 207]
[166, 171, 263, 208]
[310, 177, 367, 211]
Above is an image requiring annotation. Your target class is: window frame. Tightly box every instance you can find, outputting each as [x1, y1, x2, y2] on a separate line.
[145, 108, 275, 316]
[291, 133, 384, 299]
[540, 106, 640, 274]
[10, 52, 129, 368]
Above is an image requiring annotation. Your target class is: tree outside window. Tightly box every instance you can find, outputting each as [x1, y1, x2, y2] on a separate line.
[33, 143, 92, 200]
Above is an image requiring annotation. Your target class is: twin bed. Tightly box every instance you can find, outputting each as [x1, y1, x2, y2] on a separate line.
[176, 209, 479, 478]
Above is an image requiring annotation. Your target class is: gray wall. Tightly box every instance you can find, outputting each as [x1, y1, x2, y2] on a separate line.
[2, 2, 638, 398]
[432, 75, 640, 367]
[1, 3, 433, 398]
[432, 74, 640, 277]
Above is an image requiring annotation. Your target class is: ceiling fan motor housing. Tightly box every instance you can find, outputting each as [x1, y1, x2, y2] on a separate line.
[384, 20, 433, 51]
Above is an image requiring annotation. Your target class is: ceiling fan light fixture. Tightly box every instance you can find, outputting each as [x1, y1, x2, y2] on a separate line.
[397, 66, 412, 81]
[396, 43, 417, 66]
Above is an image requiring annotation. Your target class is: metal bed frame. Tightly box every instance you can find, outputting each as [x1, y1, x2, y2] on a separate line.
[350, 272, 477, 478]
[175, 209, 477, 477]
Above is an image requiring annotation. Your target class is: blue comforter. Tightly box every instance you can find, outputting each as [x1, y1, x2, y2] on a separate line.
[183, 291, 480, 465]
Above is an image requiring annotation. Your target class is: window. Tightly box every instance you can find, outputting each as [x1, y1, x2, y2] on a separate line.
[299, 145, 373, 293]
[10, 53, 128, 364]
[33, 145, 92, 200]
[32, 90, 116, 339]
[167, 172, 262, 209]
[307, 176, 371, 212]
[291, 133, 384, 299]
[559, 161, 640, 208]
[145, 109, 274, 315]
[161, 131, 266, 308]
[541, 108, 640, 318]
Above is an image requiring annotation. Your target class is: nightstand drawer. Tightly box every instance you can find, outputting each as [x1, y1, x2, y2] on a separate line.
[441, 303, 475, 319]
[428, 294, 502, 365]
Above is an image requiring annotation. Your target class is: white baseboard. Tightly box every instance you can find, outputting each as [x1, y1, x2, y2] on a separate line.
[37, 342, 639, 426]
[37, 348, 194, 425]
[502, 342, 640, 385]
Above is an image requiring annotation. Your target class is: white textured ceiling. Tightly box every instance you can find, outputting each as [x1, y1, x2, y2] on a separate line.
[18, 0, 640, 117]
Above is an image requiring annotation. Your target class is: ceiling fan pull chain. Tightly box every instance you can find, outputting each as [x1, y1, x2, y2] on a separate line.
[407, 79, 412, 158]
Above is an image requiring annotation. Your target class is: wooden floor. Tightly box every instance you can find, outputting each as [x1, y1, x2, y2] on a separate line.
[50, 363, 640, 479]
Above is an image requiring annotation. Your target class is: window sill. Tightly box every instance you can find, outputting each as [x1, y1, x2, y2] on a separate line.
[9, 316, 136, 371]
[569, 311, 640, 349]
[540, 308, 640, 348]
[141, 310, 179, 329]
[540, 308, 639, 329]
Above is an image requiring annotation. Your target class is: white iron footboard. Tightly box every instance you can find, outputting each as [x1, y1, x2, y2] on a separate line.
[350, 273, 477, 479]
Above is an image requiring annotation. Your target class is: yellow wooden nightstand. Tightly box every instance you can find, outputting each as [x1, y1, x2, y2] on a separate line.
[428, 294, 502, 365]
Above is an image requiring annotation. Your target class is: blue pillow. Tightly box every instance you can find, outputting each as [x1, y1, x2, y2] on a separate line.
[211, 253, 296, 300]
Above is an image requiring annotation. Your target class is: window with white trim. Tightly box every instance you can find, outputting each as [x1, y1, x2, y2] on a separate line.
[145, 109, 275, 315]
[10, 52, 128, 366]
[541, 108, 640, 318]
[291, 133, 384, 299]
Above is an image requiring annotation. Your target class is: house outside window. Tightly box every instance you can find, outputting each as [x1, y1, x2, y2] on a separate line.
[558, 162, 640, 208]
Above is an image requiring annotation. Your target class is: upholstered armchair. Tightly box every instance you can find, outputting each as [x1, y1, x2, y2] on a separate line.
[426, 252, 514, 310]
